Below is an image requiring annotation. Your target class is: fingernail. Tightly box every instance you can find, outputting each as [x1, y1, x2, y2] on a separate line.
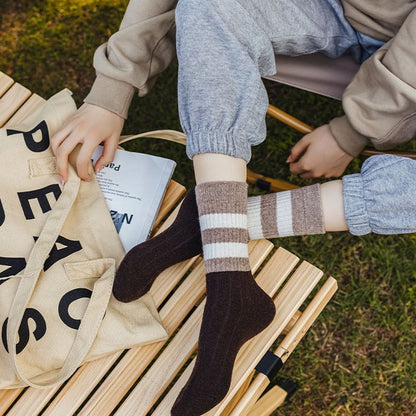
[60, 177, 65, 186]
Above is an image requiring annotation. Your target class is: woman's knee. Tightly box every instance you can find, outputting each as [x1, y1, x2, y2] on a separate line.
[176, 0, 217, 26]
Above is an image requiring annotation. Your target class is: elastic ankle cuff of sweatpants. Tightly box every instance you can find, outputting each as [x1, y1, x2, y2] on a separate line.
[186, 131, 252, 163]
[342, 173, 371, 236]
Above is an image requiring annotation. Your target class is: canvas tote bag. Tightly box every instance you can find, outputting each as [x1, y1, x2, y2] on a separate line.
[0, 90, 168, 389]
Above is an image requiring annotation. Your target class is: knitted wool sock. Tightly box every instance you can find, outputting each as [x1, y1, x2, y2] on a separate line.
[171, 181, 276, 416]
[246, 184, 325, 239]
[113, 184, 324, 302]
[112, 188, 202, 302]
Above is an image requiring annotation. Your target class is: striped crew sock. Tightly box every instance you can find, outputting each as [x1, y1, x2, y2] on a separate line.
[113, 184, 324, 303]
[171, 181, 276, 416]
[247, 184, 325, 239]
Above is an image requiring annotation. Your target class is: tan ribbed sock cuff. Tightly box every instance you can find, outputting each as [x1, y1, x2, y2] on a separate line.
[247, 184, 325, 239]
[195, 181, 248, 215]
[196, 181, 250, 273]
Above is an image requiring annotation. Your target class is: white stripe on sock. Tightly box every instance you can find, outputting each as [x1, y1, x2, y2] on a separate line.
[276, 191, 294, 236]
[199, 213, 247, 231]
[247, 196, 264, 239]
[203, 242, 249, 260]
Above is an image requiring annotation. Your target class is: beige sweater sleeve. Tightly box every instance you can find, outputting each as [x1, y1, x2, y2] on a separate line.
[329, 8, 416, 156]
[84, 0, 178, 119]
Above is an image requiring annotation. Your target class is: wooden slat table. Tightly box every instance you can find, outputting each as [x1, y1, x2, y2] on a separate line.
[0, 72, 337, 416]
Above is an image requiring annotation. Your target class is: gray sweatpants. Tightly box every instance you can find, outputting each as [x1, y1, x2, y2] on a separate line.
[176, 0, 383, 162]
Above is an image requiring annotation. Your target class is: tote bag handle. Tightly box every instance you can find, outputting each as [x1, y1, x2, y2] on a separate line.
[7, 166, 116, 388]
[119, 129, 187, 146]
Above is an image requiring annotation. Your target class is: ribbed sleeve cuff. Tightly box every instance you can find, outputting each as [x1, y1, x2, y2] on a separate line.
[342, 173, 371, 235]
[84, 74, 136, 119]
[329, 116, 370, 157]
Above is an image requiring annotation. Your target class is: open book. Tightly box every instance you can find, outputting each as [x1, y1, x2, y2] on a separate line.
[92, 146, 176, 252]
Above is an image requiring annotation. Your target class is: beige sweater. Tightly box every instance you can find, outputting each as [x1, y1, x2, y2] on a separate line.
[85, 0, 416, 156]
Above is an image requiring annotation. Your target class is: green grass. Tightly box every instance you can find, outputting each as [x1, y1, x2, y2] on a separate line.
[1, 1, 415, 414]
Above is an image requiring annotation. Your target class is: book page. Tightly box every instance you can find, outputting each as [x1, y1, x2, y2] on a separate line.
[92, 146, 176, 252]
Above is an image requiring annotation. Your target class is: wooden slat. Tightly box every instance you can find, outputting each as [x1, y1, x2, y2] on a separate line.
[5, 387, 60, 416]
[76, 271, 202, 415]
[222, 371, 255, 416]
[0, 71, 14, 97]
[233, 373, 269, 416]
[248, 385, 288, 416]
[152, 181, 186, 229]
[123, 299, 206, 415]
[5, 93, 45, 127]
[272, 276, 338, 360]
[250, 246, 300, 296]
[0, 389, 24, 415]
[0, 83, 31, 127]
[153, 360, 194, 416]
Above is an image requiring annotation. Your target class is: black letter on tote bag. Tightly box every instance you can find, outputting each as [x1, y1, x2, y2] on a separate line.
[59, 288, 92, 330]
[33, 235, 82, 271]
[2, 309, 47, 354]
[18, 184, 62, 220]
[0, 257, 26, 282]
[7, 120, 50, 153]
[0, 200, 4, 226]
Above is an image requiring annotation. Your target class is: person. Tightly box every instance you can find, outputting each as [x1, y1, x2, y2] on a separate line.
[51, 0, 416, 414]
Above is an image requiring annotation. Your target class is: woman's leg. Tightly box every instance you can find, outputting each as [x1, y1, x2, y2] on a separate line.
[113, 154, 416, 304]
[171, 154, 276, 415]
[172, 0, 364, 413]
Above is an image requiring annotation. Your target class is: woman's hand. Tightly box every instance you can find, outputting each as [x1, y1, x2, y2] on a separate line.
[287, 124, 353, 178]
[51, 103, 125, 182]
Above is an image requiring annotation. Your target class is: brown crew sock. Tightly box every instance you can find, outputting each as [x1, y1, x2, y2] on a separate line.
[113, 184, 324, 302]
[171, 181, 276, 415]
[112, 189, 201, 302]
